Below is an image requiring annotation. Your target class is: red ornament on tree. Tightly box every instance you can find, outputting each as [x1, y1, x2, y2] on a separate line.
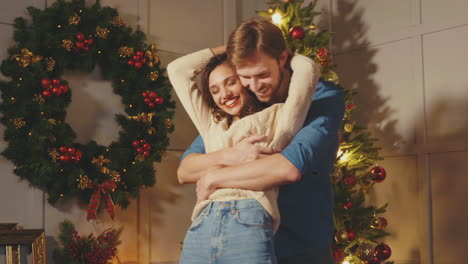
[347, 229, 356, 241]
[344, 200, 352, 210]
[366, 256, 381, 264]
[344, 175, 357, 186]
[331, 245, 345, 262]
[289, 26, 305, 40]
[370, 166, 386, 182]
[374, 243, 391, 261]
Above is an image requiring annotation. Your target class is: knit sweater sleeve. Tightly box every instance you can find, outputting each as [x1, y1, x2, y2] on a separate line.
[167, 49, 215, 136]
[274, 54, 320, 141]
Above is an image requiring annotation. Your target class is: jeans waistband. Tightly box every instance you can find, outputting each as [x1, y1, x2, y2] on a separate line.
[205, 198, 262, 214]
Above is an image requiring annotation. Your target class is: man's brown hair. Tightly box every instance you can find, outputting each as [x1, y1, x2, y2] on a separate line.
[226, 18, 286, 66]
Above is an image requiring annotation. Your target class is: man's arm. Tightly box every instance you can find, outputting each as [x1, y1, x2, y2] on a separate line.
[178, 135, 275, 184]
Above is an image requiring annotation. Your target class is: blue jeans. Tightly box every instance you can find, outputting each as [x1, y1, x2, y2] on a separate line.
[180, 199, 277, 264]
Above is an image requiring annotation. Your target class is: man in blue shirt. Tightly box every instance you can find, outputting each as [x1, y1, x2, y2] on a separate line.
[177, 19, 345, 263]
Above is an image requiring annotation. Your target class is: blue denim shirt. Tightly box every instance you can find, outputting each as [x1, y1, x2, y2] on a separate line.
[181, 79, 345, 257]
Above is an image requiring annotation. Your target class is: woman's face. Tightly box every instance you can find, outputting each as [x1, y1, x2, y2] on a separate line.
[208, 62, 249, 118]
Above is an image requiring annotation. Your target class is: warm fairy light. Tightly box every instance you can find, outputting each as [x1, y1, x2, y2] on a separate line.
[340, 152, 351, 163]
[272, 12, 282, 24]
[342, 261, 350, 264]
[337, 148, 343, 158]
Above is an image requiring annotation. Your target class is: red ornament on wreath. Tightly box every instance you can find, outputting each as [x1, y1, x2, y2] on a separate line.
[59, 146, 82, 164]
[374, 243, 391, 261]
[72, 32, 93, 53]
[41, 78, 68, 97]
[371, 166, 386, 182]
[128, 51, 146, 69]
[289, 26, 305, 40]
[132, 139, 152, 158]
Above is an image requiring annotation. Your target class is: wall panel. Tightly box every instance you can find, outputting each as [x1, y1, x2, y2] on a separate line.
[335, 38, 423, 156]
[423, 25, 468, 144]
[429, 151, 468, 264]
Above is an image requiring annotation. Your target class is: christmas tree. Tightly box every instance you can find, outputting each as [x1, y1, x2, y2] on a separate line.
[259, 1, 393, 263]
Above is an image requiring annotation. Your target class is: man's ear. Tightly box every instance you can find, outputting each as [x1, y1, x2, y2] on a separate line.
[279, 49, 290, 69]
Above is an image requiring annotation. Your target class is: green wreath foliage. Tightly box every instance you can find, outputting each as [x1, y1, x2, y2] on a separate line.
[0, 0, 175, 209]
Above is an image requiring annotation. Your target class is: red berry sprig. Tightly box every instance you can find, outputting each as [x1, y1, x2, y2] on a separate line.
[127, 51, 146, 69]
[59, 146, 82, 164]
[141, 90, 164, 108]
[72, 32, 93, 53]
[40, 78, 69, 98]
[132, 139, 152, 158]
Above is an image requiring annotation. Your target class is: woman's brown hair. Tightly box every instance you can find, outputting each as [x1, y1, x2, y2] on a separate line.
[200, 53, 264, 126]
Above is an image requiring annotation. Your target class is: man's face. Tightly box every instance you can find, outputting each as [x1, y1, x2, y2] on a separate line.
[235, 50, 287, 103]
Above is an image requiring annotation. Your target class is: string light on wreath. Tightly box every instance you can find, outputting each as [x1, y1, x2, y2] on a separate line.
[148, 71, 159, 81]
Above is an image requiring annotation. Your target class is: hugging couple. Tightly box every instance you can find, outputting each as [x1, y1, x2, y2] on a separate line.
[168, 18, 345, 264]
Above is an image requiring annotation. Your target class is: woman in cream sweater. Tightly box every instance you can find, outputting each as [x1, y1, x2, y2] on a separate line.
[167, 48, 320, 264]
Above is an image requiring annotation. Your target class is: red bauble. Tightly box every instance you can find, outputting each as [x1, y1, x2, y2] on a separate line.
[143, 98, 151, 104]
[52, 78, 61, 86]
[132, 55, 141, 61]
[289, 26, 305, 40]
[344, 175, 357, 186]
[136, 147, 143, 153]
[82, 46, 89, 52]
[143, 150, 150, 157]
[127, 60, 135, 67]
[331, 245, 345, 262]
[378, 217, 388, 229]
[155, 96, 164, 105]
[141, 58, 147, 64]
[67, 147, 75, 154]
[42, 90, 52, 97]
[149, 91, 157, 98]
[76, 41, 84, 49]
[139, 139, 146, 143]
[59, 146, 68, 153]
[76, 32, 85, 41]
[374, 243, 391, 261]
[86, 38, 94, 45]
[59, 155, 69, 163]
[135, 51, 144, 57]
[52, 87, 61, 95]
[142, 143, 150, 150]
[60, 84, 68, 93]
[347, 229, 356, 241]
[134, 61, 143, 69]
[132, 140, 140, 148]
[41, 78, 51, 88]
[148, 102, 155, 108]
[366, 257, 381, 264]
[74, 150, 82, 160]
[344, 201, 352, 210]
[371, 166, 386, 182]
[141, 91, 148, 97]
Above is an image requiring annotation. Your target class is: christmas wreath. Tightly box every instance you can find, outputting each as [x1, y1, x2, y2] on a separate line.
[0, 0, 175, 220]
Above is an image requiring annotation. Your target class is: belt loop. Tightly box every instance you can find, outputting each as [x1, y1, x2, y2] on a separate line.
[231, 200, 237, 214]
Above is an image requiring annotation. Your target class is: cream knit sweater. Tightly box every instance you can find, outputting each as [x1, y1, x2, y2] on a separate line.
[167, 49, 320, 232]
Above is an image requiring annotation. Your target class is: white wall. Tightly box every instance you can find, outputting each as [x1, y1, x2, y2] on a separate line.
[1, 0, 467, 263]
